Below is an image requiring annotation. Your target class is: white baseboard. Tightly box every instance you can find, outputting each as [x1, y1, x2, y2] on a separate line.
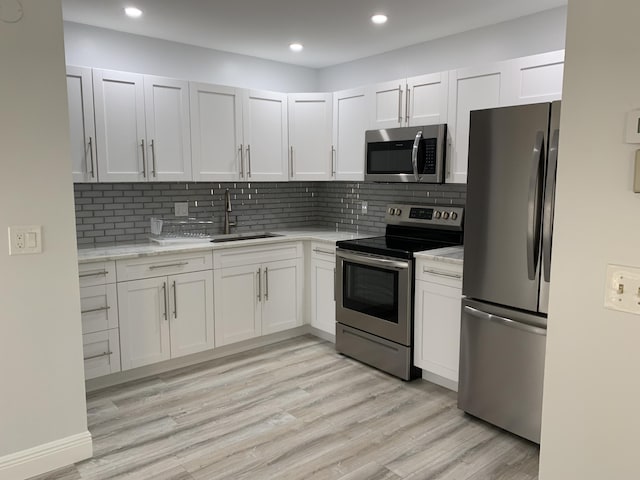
[0, 431, 92, 480]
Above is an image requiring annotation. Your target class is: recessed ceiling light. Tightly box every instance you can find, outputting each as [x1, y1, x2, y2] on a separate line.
[371, 14, 388, 25]
[124, 6, 143, 18]
[289, 43, 304, 52]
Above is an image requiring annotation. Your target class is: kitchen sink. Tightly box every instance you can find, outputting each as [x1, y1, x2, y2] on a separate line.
[210, 232, 282, 243]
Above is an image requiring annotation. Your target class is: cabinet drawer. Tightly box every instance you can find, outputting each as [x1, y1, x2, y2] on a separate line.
[310, 242, 336, 261]
[83, 329, 121, 380]
[78, 260, 116, 286]
[213, 242, 302, 269]
[415, 259, 462, 287]
[80, 284, 119, 334]
[116, 251, 213, 281]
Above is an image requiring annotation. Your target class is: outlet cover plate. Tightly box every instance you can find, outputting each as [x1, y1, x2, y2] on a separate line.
[8, 225, 42, 255]
[174, 202, 189, 217]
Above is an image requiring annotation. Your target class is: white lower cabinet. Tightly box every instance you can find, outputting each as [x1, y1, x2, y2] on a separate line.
[213, 243, 303, 347]
[414, 259, 463, 390]
[117, 253, 214, 370]
[83, 330, 121, 380]
[310, 243, 336, 335]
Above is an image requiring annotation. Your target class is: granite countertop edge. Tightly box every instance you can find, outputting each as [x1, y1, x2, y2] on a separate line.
[414, 245, 464, 265]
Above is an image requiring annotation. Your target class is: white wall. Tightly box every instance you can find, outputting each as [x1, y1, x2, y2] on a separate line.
[539, 1, 640, 478]
[0, 1, 91, 478]
[318, 7, 567, 91]
[64, 21, 319, 92]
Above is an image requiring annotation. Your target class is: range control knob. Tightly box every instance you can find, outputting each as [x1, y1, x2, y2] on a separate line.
[434, 211, 442, 219]
[451, 212, 458, 220]
[395, 209, 402, 216]
[442, 212, 450, 220]
[388, 208, 395, 215]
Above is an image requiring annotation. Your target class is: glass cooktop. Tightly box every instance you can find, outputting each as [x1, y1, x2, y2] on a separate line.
[336, 235, 456, 260]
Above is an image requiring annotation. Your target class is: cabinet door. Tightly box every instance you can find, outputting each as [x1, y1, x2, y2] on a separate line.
[414, 279, 462, 384]
[214, 264, 261, 346]
[368, 80, 405, 129]
[144, 76, 192, 181]
[288, 93, 333, 180]
[83, 329, 121, 380]
[168, 270, 214, 358]
[447, 63, 507, 184]
[93, 69, 146, 182]
[502, 50, 564, 106]
[118, 277, 171, 370]
[261, 258, 303, 335]
[310, 258, 336, 335]
[242, 90, 288, 181]
[80, 284, 118, 335]
[333, 87, 369, 181]
[66, 66, 97, 183]
[407, 71, 449, 126]
[190, 82, 244, 181]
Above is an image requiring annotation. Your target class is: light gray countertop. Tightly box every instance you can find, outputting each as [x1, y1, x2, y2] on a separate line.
[414, 245, 464, 265]
[76, 229, 376, 263]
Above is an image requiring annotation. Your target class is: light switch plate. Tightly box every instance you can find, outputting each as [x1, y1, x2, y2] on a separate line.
[174, 202, 188, 217]
[8, 225, 42, 255]
[604, 264, 640, 315]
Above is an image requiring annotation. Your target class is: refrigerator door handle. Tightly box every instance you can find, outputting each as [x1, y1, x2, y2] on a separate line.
[464, 306, 547, 335]
[527, 131, 545, 281]
[542, 128, 560, 283]
[412, 130, 423, 181]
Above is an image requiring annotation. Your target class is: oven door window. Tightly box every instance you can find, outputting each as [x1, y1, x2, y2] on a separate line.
[343, 261, 398, 323]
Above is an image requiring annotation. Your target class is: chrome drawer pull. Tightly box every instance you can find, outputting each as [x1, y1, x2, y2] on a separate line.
[79, 270, 108, 278]
[84, 351, 112, 361]
[149, 261, 189, 270]
[313, 248, 335, 256]
[422, 268, 462, 279]
[81, 305, 111, 315]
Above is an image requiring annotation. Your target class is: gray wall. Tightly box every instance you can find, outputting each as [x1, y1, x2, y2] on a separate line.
[74, 182, 466, 246]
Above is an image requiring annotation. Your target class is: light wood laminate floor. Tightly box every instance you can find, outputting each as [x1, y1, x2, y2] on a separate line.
[31, 336, 539, 480]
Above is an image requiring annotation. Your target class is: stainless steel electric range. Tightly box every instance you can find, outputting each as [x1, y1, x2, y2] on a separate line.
[335, 203, 464, 380]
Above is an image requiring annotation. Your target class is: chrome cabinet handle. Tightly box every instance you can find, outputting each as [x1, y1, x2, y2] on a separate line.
[313, 247, 335, 256]
[84, 351, 113, 361]
[162, 282, 168, 320]
[405, 86, 410, 123]
[290, 146, 294, 178]
[172, 280, 177, 319]
[148, 262, 189, 270]
[79, 270, 108, 278]
[412, 130, 423, 181]
[239, 144, 244, 178]
[422, 268, 461, 279]
[264, 267, 269, 301]
[246, 145, 252, 178]
[397, 84, 403, 123]
[141, 139, 147, 178]
[257, 267, 262, 302]
[527, 131, 545, 281]
[150, 139, 157, 177]
[333, 267, 336, 301]
[81, 305, 111, 315]
[88, 137, 95, 178]
[331, 145, 336, 177]
[464, 306, 546, 335]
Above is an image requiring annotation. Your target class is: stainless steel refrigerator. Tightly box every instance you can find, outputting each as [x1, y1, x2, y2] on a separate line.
[458, 101, 560, 444]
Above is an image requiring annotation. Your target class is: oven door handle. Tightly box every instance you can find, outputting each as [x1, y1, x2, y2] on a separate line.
[336, 250, 410, 271]
[412, 130, 423, 182]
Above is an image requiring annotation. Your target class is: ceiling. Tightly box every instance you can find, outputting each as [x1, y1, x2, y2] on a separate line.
[61, 0, 567, 69]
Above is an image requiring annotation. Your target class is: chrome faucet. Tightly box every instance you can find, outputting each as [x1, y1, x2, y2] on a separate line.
[223, 189, 237, 234]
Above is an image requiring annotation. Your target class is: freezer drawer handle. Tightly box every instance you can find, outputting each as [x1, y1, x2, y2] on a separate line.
[464, 306, 546, 335]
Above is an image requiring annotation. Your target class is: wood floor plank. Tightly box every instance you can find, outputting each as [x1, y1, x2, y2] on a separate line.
[28, 335, 539, 480]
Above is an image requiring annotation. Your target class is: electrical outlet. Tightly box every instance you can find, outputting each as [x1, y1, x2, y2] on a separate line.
[361, 201, 368, 214]
[174, 202, 189, 217]
[8, 225, 42, 255]
[604, 264, 640, 315]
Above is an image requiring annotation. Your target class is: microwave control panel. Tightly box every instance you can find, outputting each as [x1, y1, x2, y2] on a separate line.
[422, 138, 438, 174]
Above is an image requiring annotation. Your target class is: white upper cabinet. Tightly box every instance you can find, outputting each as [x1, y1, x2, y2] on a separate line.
[447, 62, 509, 184]
[242, 90, 289, 181]
[66, 66, 97, 183]
[190, 83, 244, 181]
[93, 69, 191, 182]
[288, 93, 333, 181]
[332, 87, 369, 181]
[502, 50, 565, 106]
[143, 76, 192, 181]
[93, 69, 147, 182]
[369, 72, 449, 129]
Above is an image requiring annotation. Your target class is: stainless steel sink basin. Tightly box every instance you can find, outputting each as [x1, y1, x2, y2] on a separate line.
[210, 232, 282, 243]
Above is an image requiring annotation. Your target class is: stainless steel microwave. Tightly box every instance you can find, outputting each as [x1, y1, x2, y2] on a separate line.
[365, 124, 447, 183]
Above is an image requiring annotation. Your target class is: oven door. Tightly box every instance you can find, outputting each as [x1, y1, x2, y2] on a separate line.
[336, 249, 412, 345]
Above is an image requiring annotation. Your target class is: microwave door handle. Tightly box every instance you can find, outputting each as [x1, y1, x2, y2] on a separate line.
[412, 130, 423, 181]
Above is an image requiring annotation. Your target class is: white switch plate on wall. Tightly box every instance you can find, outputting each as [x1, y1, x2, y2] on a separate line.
[8, 225, 42, 255]
[604, 264, 640, 315]
[174, 202, 189, 217]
